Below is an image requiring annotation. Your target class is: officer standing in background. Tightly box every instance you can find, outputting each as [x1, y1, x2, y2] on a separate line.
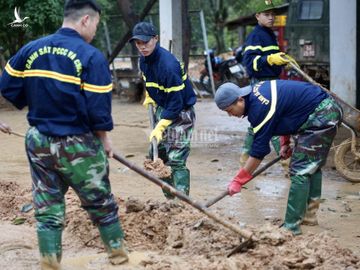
[0, 0, 128, 268]
[240, 0, 291, 165]
[243, 0, 289, 83]
[130, 22, 197, 199]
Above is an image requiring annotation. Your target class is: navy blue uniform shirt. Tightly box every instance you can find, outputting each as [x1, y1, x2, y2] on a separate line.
[140, 43, 196, 120]
[242, 25, 282, 79]
[0, 28, 113, 136]
[245, 80, 328, 159]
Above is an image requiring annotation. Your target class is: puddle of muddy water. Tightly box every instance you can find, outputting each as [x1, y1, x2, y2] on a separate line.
[62, 251, 151, 270]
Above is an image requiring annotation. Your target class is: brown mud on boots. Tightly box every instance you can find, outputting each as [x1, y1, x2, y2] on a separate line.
[302, 199, 320, 226]
[40, 254, 61, 270]
[108, 242, 129, 265]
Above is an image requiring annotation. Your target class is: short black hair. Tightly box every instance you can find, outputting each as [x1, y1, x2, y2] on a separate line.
[64, 0, 101, 17]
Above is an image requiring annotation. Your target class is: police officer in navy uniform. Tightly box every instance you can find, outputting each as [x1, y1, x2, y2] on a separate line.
[240, 0, 293, 166]
[214, 80, 342, 235]
[242, 0, 289, 83]
[130, 22, 196, 199]
[0, 1, 128, 268]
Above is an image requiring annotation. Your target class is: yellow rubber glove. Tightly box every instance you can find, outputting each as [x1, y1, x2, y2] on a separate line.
[267, 52, 290, 66]
[149, 119, 172, 143]
[284, 54, 300, 69]
[143, 91, 156, 109]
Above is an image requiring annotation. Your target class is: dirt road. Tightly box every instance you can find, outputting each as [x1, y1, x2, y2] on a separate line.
[0, 99, 359, 269]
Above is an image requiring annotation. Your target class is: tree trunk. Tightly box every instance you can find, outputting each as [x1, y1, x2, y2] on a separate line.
[209, 0, 227, 53]
[117, 0, 140, 71]
[215, 23, 226, 53]
[109, 0, 157, 63]
[181, 0, 191, 70]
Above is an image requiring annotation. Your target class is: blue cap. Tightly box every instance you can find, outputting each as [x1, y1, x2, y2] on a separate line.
[129, 22, 157, 43]
[215, 83, 252, 110]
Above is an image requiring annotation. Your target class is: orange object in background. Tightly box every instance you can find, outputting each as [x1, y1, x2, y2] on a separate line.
[273, 15, 287, 53]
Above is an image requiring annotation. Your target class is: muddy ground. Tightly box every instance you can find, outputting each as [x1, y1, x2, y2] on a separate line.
[0, 99, 359, 269]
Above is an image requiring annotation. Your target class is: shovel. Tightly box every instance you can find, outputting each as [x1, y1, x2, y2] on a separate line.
[148, 104, 158, 160]
[204, 156, 282, 208]
[113, 152, 255, 242]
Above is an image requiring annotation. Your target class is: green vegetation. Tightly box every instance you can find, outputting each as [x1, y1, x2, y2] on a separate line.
[0, 0, 286, 59]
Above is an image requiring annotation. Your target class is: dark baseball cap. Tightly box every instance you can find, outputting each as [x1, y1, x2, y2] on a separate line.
[64, 0, 102, 14]
[215, 83, 252, 110]
[129, 22, 157, 43]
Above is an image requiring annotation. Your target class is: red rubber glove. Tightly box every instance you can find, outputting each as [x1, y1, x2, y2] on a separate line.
[228, 168, 253, 196]
[280, 135, 292, 160]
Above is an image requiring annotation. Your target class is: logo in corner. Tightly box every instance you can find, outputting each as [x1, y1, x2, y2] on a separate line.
[8, 7, 29, 28]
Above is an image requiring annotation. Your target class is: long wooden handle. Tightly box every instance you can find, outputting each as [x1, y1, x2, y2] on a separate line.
[287, 60, 359, 132]
[287, 61, 319, 86]
[148, 104, 158, 160]
[112, 152, 254, 240]
[288, 59, 343, 100]
[10, 131, 25, 138]
[205, 156, 282, 208]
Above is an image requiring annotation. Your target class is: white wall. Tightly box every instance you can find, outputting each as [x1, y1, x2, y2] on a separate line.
[159, 0, 183, 61]
[330, 0, 357, 105]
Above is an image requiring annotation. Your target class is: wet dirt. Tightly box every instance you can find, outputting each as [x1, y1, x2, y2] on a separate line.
[0, 188, 358, 269]
[1, 99, 360, 269]
[143, 158, 172, 179]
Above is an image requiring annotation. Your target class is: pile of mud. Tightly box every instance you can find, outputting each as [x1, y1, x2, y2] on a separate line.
[143, 158, 172, 178]
[0, 183, 359, 269]
[121, 199, 359, 269]
[0, 181, 33, 224]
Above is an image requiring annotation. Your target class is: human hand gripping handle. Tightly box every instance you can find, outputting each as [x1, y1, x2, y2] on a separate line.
[149, 119, 172, 143]
[267, 52, 290, 66]
[280, 135, 292, 160]
[94, 131, 114, 158]
[143, 91, 156, 109]
[228, 168, 253, 196]
[283, 54, 300, 69]
[0, 122, 11, 134]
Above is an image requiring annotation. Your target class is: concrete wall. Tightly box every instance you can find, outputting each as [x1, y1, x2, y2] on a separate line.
[159, 0, 183, 61]
[330, 0, 357, 105]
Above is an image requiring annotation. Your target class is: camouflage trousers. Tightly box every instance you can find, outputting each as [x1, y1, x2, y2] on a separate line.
[151, 106, 195, 198]
[25, 127, 123, 260]
[284, 97, 342, 234]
